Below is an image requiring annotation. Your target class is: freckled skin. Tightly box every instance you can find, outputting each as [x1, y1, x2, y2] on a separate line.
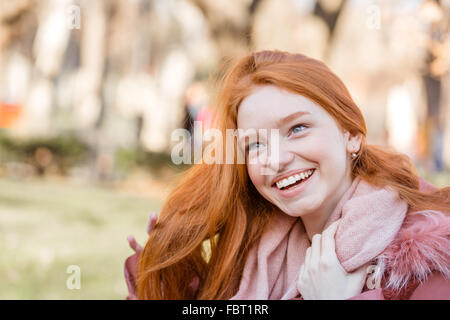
[237, 85, 361, 221]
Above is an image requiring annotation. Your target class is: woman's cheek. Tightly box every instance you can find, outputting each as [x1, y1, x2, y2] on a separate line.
[247, 163, 265, 189]
[292, 138, 323, 165]
[312, 145, 346, 182]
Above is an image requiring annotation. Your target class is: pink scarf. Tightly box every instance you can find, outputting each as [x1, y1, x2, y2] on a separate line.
[230, 177, 409, 300]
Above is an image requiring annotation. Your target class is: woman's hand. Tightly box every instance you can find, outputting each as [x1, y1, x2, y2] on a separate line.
[296, 220, 368, 300]
[127, 211, 158, 254]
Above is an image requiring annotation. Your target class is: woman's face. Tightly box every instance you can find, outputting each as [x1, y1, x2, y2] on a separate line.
[237, 85, 361, 218]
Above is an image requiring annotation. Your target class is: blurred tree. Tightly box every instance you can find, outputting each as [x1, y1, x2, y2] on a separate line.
[313, 0, 346, 59]
[419, 0, 450, 171]
[191, 0, 265, 55]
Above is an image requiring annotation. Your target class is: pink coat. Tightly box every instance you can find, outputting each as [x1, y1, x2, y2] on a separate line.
[351, 207, 449, 300]
[124, 178, 450, 300]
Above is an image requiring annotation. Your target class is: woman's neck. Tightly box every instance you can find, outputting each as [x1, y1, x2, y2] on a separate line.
[301, 177, 353, 242]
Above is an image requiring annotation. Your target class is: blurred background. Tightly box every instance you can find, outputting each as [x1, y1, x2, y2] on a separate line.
[0, 0, 449, 299]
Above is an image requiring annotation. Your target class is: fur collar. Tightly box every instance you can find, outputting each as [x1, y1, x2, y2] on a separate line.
[374, 209, 450, 298]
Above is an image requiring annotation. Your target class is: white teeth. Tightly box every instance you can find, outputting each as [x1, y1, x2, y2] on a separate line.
[275, 169, 314, 189]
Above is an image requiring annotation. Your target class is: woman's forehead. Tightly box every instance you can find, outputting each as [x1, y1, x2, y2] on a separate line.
[237, 85, 323, 129]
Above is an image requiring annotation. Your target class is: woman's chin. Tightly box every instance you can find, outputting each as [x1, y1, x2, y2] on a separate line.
[262, 189, 319, 217]
[272, 196, 320, 218]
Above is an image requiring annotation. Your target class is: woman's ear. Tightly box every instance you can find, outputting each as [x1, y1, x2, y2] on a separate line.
[345, 132, 362, 153]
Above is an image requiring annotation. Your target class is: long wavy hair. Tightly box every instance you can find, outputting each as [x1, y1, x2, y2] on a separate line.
[137, 50, 450, 299]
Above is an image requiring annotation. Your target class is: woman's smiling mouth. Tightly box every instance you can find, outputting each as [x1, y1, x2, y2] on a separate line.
[271, 168, 316, 198]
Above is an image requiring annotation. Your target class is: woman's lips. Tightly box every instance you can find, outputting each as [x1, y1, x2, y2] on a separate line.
[271, 168, 315, 187]
[273, 168, 316, 198]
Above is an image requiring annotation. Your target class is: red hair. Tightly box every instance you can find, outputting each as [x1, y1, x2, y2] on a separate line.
[137, 50, 449, 299]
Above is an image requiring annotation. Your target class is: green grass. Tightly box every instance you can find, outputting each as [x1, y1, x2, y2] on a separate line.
[0, 177, 162, 299]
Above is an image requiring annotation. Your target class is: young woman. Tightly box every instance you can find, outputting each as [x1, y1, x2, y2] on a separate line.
[125, 50, 449, 300]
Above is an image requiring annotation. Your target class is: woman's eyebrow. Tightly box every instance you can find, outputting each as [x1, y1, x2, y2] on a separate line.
[276, 111, 310, 127]
[237, 111, 310, 145]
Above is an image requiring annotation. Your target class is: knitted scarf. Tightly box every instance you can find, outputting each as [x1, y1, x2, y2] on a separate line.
[230, 177, 408, 299]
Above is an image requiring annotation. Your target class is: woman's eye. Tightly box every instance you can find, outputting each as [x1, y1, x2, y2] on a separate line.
[248, 142, 262, 151]
[290, 124, 307, 135]
[247, 141, 268, 153]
